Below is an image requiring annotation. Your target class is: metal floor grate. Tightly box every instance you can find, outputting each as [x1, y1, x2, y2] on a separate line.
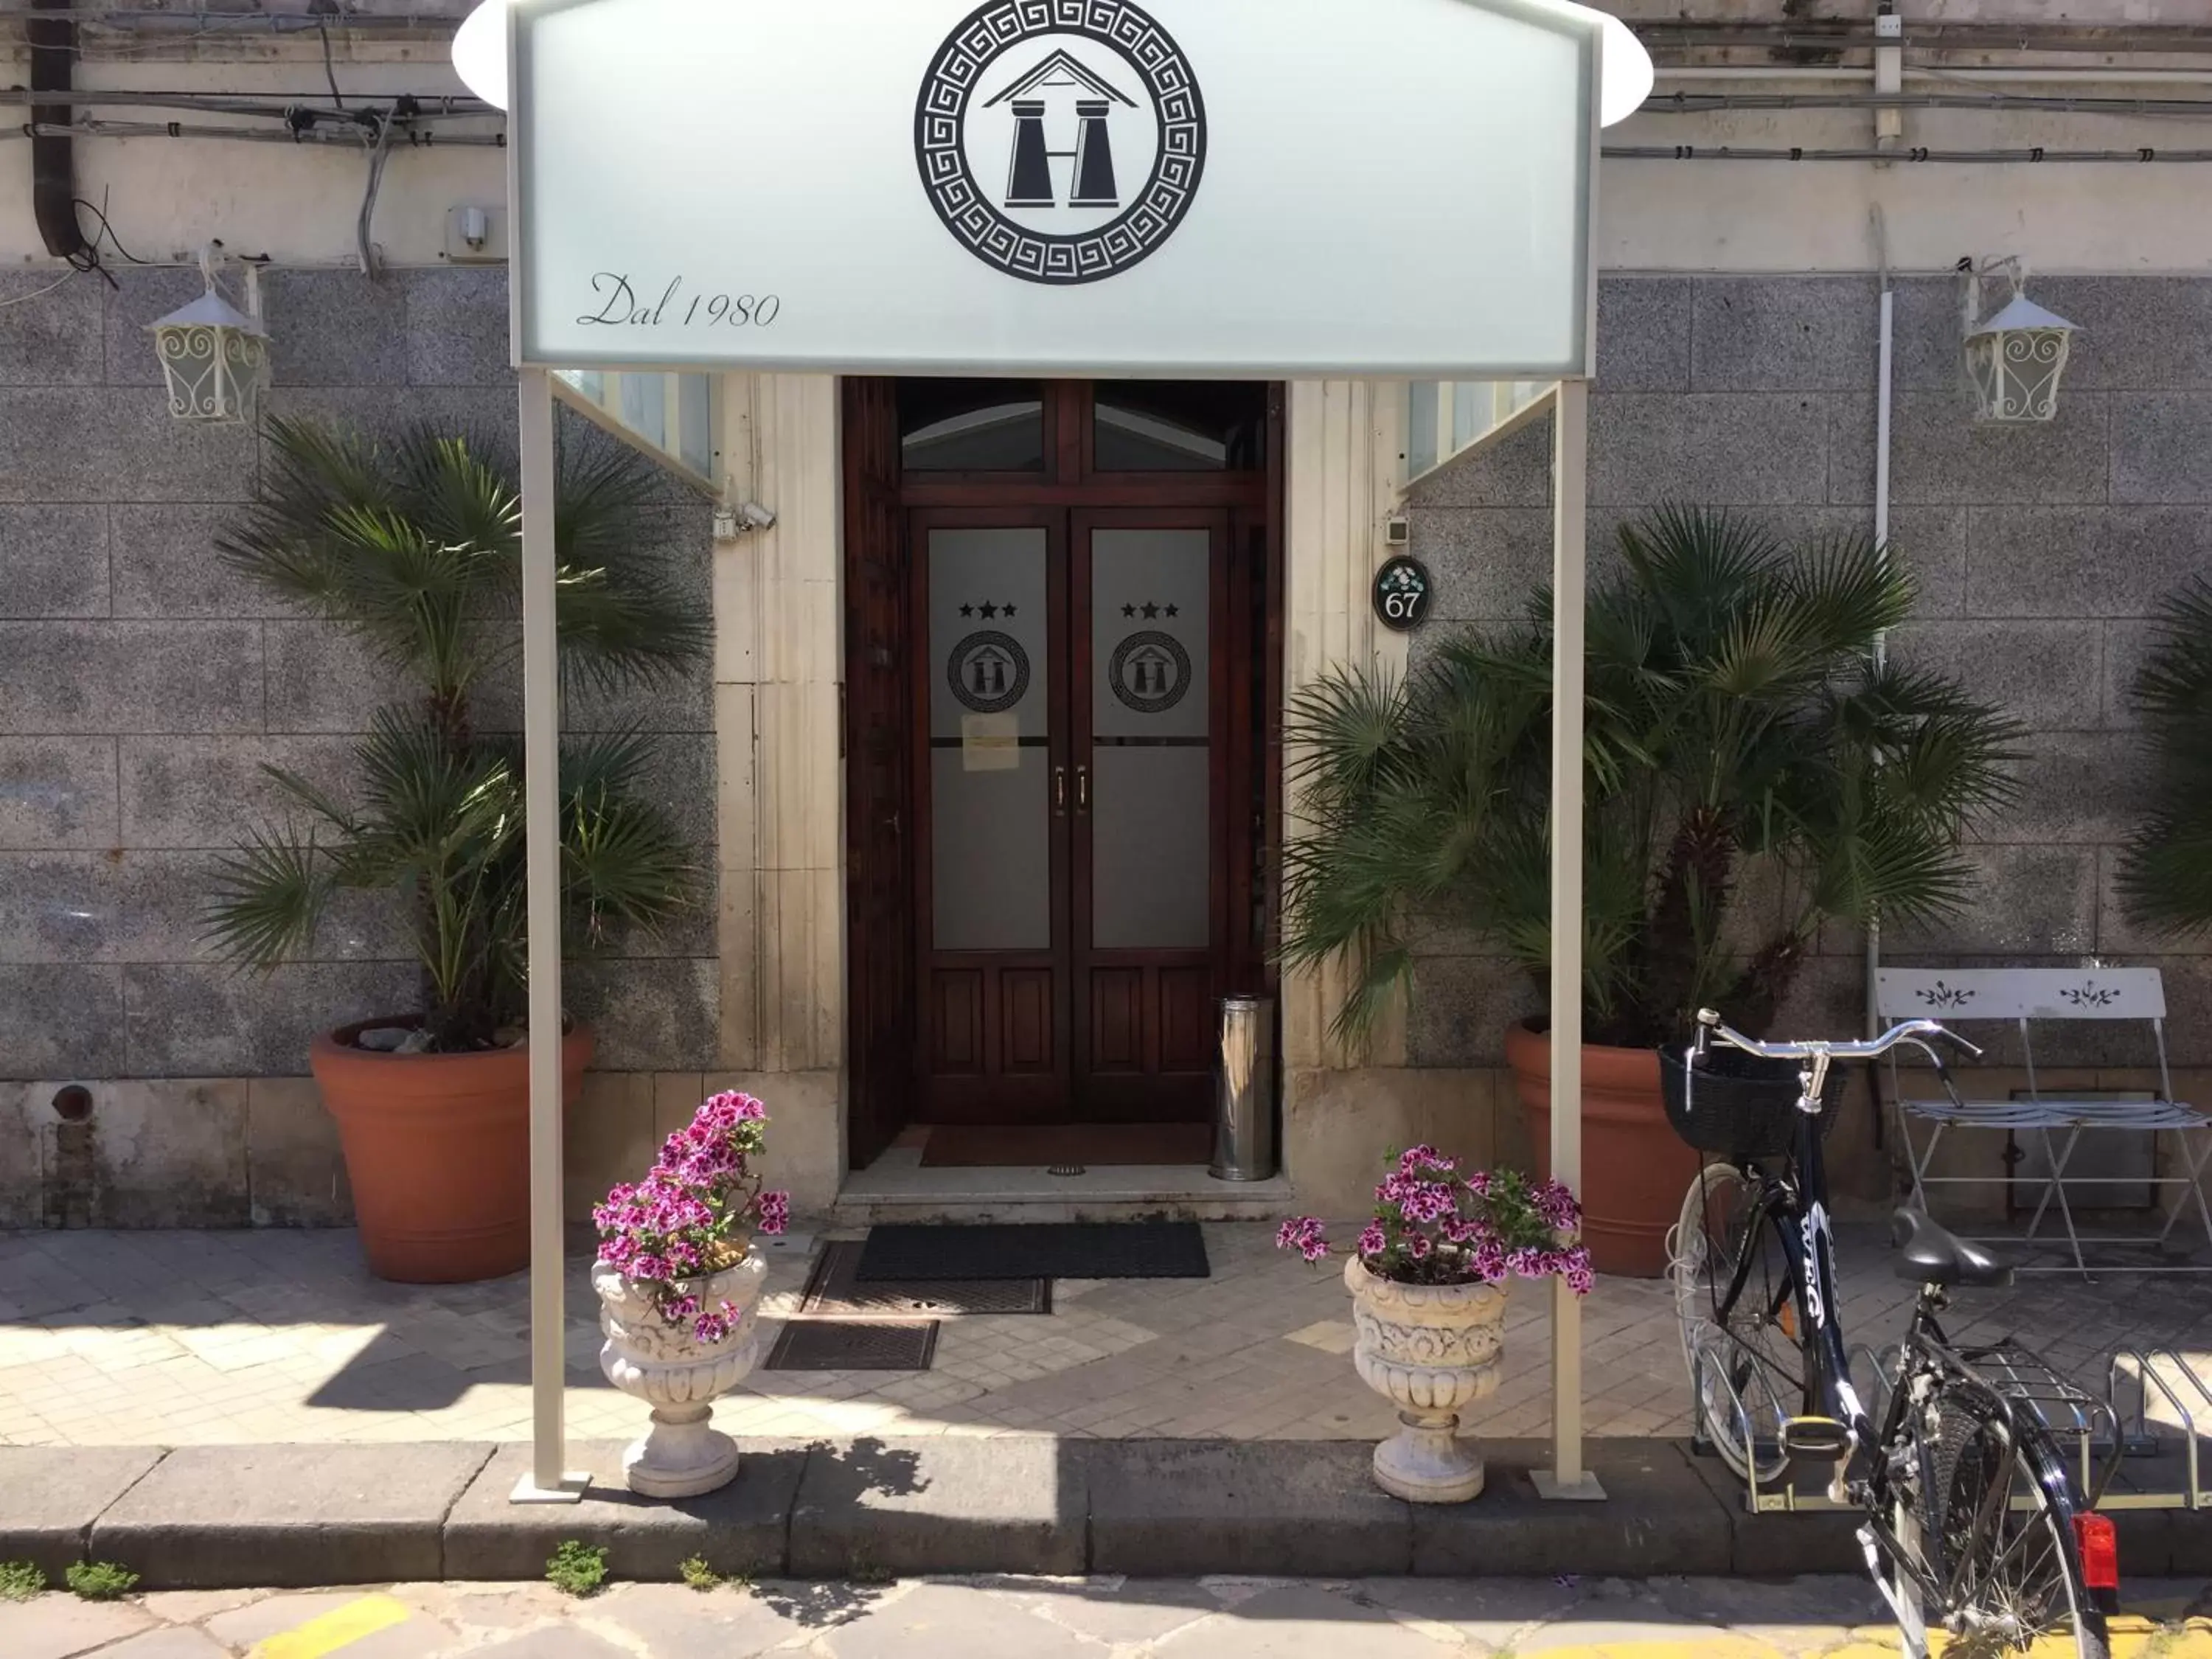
[764, 1319, 939, 1372]
[799, 1240, 1050, 1318]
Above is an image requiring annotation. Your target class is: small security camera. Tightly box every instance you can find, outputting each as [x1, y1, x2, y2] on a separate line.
[460, 206, 490, 251]
[713, 501, 777, 540]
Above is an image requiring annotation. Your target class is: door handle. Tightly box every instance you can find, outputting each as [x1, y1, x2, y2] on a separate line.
[1075, 765, 1091, 814]
[1053, 766, 1068, 815]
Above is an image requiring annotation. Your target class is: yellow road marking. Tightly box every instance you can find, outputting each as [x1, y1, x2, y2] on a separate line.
[248, 1594, 412, 1659]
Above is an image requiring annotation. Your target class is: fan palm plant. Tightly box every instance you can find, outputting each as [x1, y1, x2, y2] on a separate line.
[2118, 577, 2212, 936]
[206, 416, 710, 1052]
[1282, 507, 2021, 1051]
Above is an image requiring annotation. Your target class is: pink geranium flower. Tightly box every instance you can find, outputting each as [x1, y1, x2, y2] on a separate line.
[1275, 1153, 1592, 1295]
[593, 1091, 789, 1342]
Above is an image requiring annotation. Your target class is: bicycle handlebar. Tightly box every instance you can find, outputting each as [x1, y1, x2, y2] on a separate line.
[1691, 1007, 1984, 1067]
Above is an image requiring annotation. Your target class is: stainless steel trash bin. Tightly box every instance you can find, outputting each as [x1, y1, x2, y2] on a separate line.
[1210, 995, 1277, 1182]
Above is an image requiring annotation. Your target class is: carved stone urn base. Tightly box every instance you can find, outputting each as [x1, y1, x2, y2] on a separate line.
[594, 1253, 768, 1500]
[1372, 1410, 1486, 1503]
[1344, 1254, 1506, 1506]
[622, 1401, 742, 1498]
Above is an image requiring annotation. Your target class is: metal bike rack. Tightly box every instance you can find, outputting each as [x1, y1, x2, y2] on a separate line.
[1688, 1326, 1857, 1514]
[2106, 1347, 2212, 1512]
[1691, 1330, 2212, 1517]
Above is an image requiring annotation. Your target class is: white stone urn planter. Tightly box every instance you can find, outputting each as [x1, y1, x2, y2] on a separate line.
[593, 1251, 768, 1498]
[1344, 1253, 1509, 1503]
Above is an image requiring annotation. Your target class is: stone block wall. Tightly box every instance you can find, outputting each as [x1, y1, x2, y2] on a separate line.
[0, 264, 718, 1226]
[1401, 272, 2212, 1065]
[1396, 272, 2212, 1206]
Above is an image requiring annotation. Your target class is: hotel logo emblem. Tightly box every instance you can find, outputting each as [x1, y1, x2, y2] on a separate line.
[917, 0, 1207, 285]
[1108, 630, 1191, 714]
[948, 630, 1031, 714]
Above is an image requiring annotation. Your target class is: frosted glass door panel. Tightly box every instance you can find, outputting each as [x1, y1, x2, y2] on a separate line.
[1092, 748, 1208, 950]
[1090, 528, 1209, 950]
[932, 752, 1050, 952]
[930, 527, 1050, 952]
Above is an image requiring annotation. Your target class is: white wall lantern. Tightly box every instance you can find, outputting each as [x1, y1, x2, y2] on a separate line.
[1963, 262, 2078, 425]
[147, 248, 271, 425]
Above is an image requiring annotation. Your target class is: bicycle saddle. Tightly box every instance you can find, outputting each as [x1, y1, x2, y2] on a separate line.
[1891, 1208, 2015, 1289]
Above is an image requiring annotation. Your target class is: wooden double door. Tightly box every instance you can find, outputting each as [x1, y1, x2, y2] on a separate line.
[843, 378, 1281, 1157]
[914, 506, 1231, 1124]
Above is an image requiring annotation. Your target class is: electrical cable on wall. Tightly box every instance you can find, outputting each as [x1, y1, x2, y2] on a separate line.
[0, 268, 80, 310]
[316, 15, 347, 111]
[354, 100, 397, 278]
[73, 190, 147, 263]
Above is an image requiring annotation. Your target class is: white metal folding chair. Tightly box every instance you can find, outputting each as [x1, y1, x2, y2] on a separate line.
[1877, 967, 2212, 1275]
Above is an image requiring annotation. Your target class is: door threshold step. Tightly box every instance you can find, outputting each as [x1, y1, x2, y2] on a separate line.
[831, 1164, 1295, 1227]
[832, 1193, 1293, 1225]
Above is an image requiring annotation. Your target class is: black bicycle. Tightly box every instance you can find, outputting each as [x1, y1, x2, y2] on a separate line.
[1666, 1008, 2119, 1659]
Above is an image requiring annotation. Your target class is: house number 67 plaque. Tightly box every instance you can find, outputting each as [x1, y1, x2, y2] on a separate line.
[1373, 556, 1433, 632]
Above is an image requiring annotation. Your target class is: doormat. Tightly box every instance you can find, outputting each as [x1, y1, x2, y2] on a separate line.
[764, 1318, 939, 1372]
[919, 1122, 1212, 1168]
[800, 1240, 1051, 1317]
[854, 1221, 1211, 1282]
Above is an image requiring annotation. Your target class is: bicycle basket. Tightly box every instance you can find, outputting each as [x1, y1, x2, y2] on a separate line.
[1659, 1042, 1846, 1164]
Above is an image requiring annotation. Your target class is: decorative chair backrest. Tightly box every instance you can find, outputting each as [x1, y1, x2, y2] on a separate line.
[1875, 967, 2166, 1023]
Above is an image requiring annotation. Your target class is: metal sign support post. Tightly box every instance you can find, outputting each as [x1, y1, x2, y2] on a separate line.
[1535, 375, 1604, 1503]
[511, 366, 588, 1505]
[503, 0, 584, 1504]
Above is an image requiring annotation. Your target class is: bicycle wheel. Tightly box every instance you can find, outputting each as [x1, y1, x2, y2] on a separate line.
[1671, 1164, 1805, 1486]
[1925, 1386, 2110, 1659]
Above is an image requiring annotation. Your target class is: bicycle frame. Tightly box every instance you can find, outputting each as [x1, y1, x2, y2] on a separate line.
[1707, 1079, 1872, 1447]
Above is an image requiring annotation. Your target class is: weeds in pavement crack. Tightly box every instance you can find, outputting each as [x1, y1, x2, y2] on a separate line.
[66, 1562, 138, 1601]
[546, 1540, 609, 1598]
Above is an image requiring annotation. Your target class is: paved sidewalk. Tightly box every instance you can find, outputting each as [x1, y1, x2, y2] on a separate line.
[5, 1222, 2208, 1450]
[3, 1573, 2210, 1658]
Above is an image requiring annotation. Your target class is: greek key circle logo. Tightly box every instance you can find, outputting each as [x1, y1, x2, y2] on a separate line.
[916, 0, 1207, 286]
[947, 630, 1031, 714]
[1108, 630, 1191, 715]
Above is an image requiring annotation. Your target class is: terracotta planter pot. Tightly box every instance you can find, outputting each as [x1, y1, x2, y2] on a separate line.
[1504, 1019, 1697, 1279]
[310, 1018, 593, 1284]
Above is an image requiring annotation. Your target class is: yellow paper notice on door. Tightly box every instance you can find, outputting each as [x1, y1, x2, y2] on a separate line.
[962, 712, 1020, 771]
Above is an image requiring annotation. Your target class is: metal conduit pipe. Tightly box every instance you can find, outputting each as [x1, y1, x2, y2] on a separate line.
[1, 118, 504, 144]
[0, 7, 462, 29]
[27, 0, 94, 266]
[1660, 69, 2212, 87]
[1637, 23, 2212, 54]
[1605, 145, 2212, 162]
[1645, 93, 2212, 116]
[0, 90, 498, 117]
[1867, 206, 1893, 1105]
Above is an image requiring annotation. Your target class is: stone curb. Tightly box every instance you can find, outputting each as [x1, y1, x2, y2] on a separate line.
[2, 1436, 2202, 1588]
